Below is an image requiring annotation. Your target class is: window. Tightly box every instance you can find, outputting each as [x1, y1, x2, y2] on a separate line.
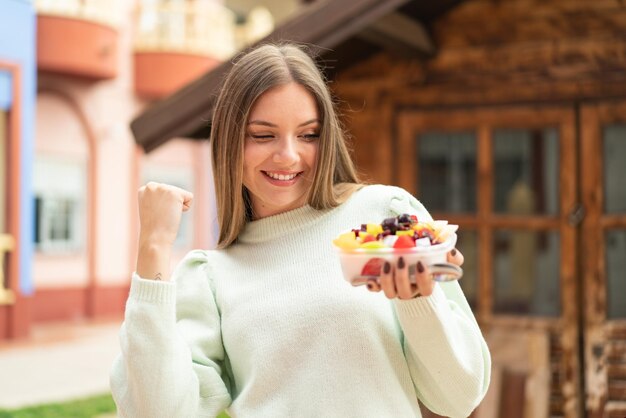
[417, 131, 477, 213]
[33, 157, 86, 253]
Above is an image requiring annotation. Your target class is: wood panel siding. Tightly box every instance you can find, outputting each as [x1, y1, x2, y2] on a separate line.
[581, 102, 626, 418]
[433, 0, 626, 48]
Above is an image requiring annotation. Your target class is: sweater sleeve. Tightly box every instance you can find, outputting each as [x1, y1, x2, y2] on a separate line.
[389, 188, 491, 418]
[109, 249, 232, 418]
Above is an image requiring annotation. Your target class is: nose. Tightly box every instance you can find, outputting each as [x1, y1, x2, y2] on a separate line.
[272, 136, 300, 165]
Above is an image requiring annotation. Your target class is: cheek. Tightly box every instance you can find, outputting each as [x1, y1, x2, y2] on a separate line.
[243, 144, 262, 171]
[242, 147, 258, 186]
[308, 143, 320, 168]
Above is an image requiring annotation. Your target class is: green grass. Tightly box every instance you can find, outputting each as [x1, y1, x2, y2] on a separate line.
[0, 393, 116, 418]
[0, 393, 231, 418]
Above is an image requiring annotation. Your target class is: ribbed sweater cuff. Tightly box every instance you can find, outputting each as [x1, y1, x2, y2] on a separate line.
[130, 272, 177, 304]
[394, 284, 448, 318]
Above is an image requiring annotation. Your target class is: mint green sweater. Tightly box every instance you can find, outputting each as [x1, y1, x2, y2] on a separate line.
[110, 185, 491, 418]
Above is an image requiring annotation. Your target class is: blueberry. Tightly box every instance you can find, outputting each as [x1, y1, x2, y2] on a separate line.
[398, 213, 412, 224]
[382, 217, 398, 233]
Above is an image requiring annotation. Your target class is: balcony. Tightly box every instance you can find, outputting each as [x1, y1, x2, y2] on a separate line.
[36, 0, 120, 79]
[134, 2, 273, 99]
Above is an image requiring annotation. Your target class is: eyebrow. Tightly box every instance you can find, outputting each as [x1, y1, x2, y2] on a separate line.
[247, 118, 321, 128]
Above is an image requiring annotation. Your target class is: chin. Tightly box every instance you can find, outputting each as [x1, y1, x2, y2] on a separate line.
[265, 193, 307, 212]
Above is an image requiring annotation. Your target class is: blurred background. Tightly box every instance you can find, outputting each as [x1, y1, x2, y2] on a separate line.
[1, 0, 625, 417]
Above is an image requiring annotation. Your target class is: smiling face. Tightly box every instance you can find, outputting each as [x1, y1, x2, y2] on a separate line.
[243, 82, 320, 220]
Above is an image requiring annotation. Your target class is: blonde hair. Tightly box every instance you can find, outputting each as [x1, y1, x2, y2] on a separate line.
[211, 43, 362, 248]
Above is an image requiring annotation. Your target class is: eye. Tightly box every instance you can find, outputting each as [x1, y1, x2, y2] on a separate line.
[300, 133, 320, 142]
[248, 134, 274, 142]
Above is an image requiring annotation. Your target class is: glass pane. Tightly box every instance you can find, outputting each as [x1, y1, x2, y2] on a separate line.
[606, 230, 626, 318]
[493, 229, 561, 316]
[417, 132, 476, 213]
[457, 230, 478, 310]
[493, 128, 559, 215]
[603, 125, 626, 213]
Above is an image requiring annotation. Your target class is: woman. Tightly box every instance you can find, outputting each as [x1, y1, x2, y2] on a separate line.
[110, 43, 491, 418]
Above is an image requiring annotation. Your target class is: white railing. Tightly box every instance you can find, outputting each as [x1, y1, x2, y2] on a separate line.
[134, 1, 274, 60]
[35, 0, 120, 27]
[235, 6, 274, 51]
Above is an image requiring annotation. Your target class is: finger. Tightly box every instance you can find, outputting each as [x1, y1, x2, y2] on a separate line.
[379, 261, 397, 299]
[366, 279, 381, 292]
[447, 248, 464, 266]
[415, 261, 435, 296]
[410, 284, 421, 298]
[395, 256, 413, 300]
[167, 185, 193, 211]
[182, 194, 194, 211]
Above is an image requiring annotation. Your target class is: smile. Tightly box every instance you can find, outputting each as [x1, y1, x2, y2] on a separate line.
[263, 171, 301, 181]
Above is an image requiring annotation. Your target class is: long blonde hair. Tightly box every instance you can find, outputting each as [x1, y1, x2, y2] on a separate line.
[211, 43, 361, 248]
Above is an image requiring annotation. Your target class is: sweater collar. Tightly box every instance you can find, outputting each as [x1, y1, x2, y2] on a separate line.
[238, 204, 331, 244]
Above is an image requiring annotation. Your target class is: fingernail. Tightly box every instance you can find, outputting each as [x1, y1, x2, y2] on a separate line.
[451, 248, 457, 256]
[417, 261, 424, 273]
[398, 256, 405, 269]
[383, 262, 391, 274]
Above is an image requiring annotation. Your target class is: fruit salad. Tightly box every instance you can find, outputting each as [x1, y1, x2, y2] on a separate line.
[333, 213, 458, 251]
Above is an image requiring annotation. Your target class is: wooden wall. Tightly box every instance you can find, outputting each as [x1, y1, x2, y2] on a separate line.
[333, 1, 626, 417]
[334, 0, 626, 184]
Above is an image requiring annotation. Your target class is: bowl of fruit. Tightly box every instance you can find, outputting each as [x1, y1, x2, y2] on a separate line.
[332, 214, 462, 286]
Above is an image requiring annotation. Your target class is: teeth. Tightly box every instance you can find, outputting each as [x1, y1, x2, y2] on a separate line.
[266, 172, 297, 181]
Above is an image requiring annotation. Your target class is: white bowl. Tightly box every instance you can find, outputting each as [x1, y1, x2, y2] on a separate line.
[333, 233, 459, 286]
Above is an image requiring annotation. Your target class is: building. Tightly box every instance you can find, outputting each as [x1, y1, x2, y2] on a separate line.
[0, 0, 274, 338]
[0, 0, 37, 340]
[130, 0, 626, 417]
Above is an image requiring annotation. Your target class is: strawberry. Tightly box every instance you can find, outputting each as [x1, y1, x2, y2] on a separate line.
[393, 235, 415, 248]
[361, 235, 377, 243]
[361, 258, 384, 276]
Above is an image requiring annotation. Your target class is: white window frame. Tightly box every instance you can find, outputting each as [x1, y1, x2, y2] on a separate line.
[33, 156, 86, 253]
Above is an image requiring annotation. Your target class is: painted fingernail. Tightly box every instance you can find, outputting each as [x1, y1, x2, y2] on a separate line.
[417, 261, 424, 273]
[451, 248, 457, 256]
[398, 256, 405, 269]
[383, 262, 391, 274]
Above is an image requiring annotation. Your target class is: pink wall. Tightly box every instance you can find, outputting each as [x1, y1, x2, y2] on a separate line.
[34, 0, 217, 302]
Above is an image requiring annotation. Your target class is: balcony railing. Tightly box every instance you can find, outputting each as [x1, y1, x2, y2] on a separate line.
[35, 0, 119, 28]
[135, 1, 237, 60]
[132, 1, 274, 98]
[35, 0, 120, 79]
[134, 2, 274, 60]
